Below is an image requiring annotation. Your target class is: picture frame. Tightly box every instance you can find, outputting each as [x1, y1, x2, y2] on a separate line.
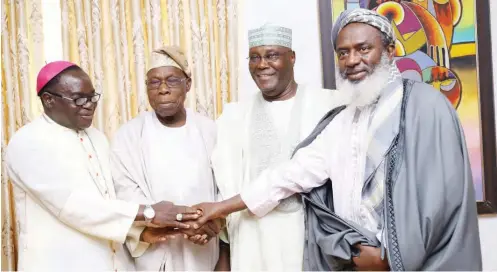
[318, 0, 496, 214]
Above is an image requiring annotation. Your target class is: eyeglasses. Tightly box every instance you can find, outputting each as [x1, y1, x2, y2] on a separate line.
[247, 50, 292, 64]
[146, 77, 189, 90]
[45, 91, 101, 106]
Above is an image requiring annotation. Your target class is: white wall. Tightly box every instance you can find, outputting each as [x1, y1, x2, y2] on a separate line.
[239, 1, 497, 270]
[236, 0, 323, 101]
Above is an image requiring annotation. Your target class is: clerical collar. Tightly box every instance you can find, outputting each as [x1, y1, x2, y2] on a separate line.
[42, 113, 86, 133]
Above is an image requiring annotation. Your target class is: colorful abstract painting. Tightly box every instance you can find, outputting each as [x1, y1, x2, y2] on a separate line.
[330, 0, 484, 201]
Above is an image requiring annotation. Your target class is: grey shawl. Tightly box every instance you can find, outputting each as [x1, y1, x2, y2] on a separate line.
[296, 79, 482, 271]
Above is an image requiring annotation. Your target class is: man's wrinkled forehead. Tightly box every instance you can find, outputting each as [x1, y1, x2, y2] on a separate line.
[249, 45, 289, 54]
[57, 71, 94, 95]
[335, 23, 384, 50]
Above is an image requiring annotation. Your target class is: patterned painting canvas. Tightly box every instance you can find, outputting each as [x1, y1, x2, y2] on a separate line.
[330, 0, 484, 201]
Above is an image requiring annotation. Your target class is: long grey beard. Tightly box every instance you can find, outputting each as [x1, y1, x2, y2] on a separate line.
[336, 53, 401, 109]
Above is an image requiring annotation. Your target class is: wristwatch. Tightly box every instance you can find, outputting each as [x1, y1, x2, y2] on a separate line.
[143, 205, 156, 223]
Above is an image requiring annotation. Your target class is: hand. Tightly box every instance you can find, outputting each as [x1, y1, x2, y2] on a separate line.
[149, 201, 200, 229]
[179, 221, 211, 245]
[352, 244, 390, 271]
[181, 219, 226, 245]
[192, 202, 229, 229]
[140, 227, 181, 244]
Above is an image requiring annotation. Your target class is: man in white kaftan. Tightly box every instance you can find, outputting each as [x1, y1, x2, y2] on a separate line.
[193, 9, 482, 271]
[111, 46, 221, 271]
[212, 24, 341, 271]
[6, 61, 199, 271]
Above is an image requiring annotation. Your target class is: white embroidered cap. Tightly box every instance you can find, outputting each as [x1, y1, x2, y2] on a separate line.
[248, 23, 292, 49]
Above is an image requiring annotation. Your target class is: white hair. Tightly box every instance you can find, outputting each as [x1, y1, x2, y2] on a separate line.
[335, 52, 396, 109]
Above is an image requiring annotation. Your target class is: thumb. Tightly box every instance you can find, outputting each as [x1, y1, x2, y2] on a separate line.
[192, 203, 205, 214]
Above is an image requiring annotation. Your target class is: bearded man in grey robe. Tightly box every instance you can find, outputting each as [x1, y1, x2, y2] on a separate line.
[191, 8, 482, 271]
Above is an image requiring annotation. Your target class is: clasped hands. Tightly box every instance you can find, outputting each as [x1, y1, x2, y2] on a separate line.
[140, 201, 227, 245]
[141, 200, 390, 270]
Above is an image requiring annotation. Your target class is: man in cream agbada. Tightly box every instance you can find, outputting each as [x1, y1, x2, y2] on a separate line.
[211, 23, 340, 270]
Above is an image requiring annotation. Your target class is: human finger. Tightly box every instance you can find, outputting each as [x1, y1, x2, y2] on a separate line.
[177, 213, 200, 221]
[176, 205, 200, 214]
[192, 214, 218, 229]
[155, 220, 191, 229]
[158, 233, 179, 242]
[189, 235, 205, 245]
[166, 233, 179, 240]
[142, 231, 168, 243]
[195, 234, 210, 245]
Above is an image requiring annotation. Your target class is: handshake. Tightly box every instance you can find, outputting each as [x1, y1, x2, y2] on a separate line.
[139, 201, 226, 245]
